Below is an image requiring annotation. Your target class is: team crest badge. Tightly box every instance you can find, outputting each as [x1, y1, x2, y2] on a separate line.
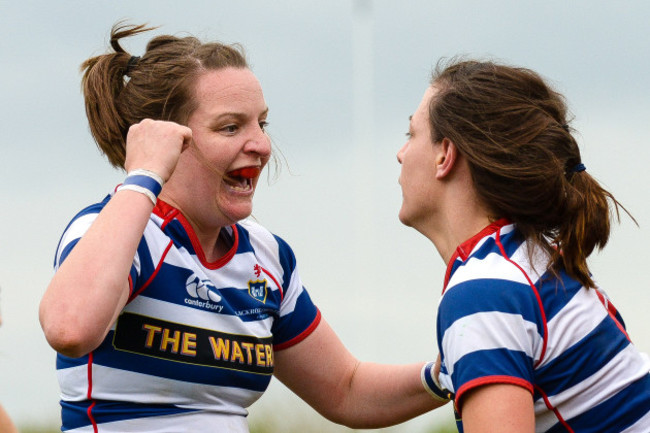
[248, 279, 268, 304]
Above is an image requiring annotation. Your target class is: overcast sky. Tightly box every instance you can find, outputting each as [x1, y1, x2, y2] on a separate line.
[1, 1, 649, 431]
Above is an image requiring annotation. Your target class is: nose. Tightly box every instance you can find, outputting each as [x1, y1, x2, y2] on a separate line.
[244, 129, 272, 158]
[397, 142, 408, 164]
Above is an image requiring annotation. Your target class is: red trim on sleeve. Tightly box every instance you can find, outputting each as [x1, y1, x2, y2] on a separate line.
[128, 240, 174, 303]
[455, 375, 533, 416]
[274, 309, 322, 351]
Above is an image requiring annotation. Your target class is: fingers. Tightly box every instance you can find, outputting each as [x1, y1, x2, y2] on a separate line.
[124, 119, 193, 181]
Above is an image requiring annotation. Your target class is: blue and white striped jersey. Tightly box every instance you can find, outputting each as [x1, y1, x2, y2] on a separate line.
[437, 219, 650, 432]
[53, 196, 321, 432]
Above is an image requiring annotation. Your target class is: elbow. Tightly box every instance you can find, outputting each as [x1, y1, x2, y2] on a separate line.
[39, 305, 100, 358]
[40, 321, 95, 358]
[324, 412, 382, 430]
[315, 399, 378, 429]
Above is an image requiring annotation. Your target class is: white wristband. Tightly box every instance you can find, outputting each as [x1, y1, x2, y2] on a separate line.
[421, 361, 452, 402]
[116, 169, 164, 206]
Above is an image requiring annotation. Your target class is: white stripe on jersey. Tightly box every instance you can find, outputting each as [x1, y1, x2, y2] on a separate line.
[541, 287, 608, 367]
[138, 220, 178, 272]
[242, 219, 286, 288]
[58, 363, 261, 411]
[440, 311, 541, 379]
[58, 365, 89, 402]
[279, 269, 304, 318]
[448, 241, 548, 291]
[535, 340, 650, 431]
[63, 410, 249, 433]
[449, 251, 532, 287]
[125, 296, 274, 337]
[55, 213, 97, 267]
[98, 364, 259, 410]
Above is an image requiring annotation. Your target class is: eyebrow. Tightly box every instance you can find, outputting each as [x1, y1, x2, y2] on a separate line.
[213, 107, 269, 122]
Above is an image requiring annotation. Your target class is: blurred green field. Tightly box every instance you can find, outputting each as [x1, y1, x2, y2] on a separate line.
[19, 421, 457, 433]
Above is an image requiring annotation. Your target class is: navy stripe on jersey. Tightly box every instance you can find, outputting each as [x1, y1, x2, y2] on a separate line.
[274, 234, 296, 293]
[58, 238, 80, 267]
[136, 263, 281, 321]
[452, 348, 535, 395]
[536, 270, 585, 322]
[53, 198, 110, 267]
[162, 218, 199, 256]
[535, 316, 631, 397]
[132, 235, 159, 290]
[438, 278, 544, 338]
[56, 353, 89, 369]
[61, 398, 195, 431]
[272, 290, 320, 350]
[235, 225, 259, 255]
[468, 230, 521, 262]
[547, 375, 650, 433]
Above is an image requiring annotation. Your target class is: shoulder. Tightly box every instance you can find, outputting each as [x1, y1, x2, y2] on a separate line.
[440, 230, 548, 336]
[238, 219, 295, 257]
[237, 219, 298, 282]
[54, 195, 112, 266]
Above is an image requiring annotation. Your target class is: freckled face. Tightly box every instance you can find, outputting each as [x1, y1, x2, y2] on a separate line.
[396, 86, 440, 229]
[170, 67, 272, 228]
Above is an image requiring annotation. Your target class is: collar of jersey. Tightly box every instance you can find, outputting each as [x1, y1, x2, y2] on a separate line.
[152, 199, 239, 270]
[442, 217, 512, 292]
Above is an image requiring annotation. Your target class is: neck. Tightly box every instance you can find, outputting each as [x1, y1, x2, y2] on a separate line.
[426, 205, 492, 264]
[158, 192, 228, 263]
[417, 170, 492, 264]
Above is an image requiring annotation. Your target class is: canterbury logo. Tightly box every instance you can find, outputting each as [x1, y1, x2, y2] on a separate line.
[185, 275, 222, 302]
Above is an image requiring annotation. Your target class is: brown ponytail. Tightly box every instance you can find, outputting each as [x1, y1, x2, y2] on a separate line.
[429, 58, 634, 288]
[80, 22, 248, 169]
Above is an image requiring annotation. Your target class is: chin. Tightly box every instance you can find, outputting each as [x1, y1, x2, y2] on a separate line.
[226, 204, 254, 223]
[398, 209, 413, 227]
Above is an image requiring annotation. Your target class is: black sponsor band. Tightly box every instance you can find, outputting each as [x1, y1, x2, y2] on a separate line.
[113, 312, 274, 375]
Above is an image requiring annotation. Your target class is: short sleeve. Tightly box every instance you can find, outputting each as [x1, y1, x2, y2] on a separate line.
[53, 196, 147, 299]
[437, 276, 544, 408]
[269, 235, 321, 350]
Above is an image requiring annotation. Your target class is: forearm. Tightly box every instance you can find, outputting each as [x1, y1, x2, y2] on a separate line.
[39, 190, 153, 357]
[335, 361, 447, 428]
[275, 320, 446, 429]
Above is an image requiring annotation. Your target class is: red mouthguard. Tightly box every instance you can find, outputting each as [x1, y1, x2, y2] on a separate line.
[227, 167, 261, 178]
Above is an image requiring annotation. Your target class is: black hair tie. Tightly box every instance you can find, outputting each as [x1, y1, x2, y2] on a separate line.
[125, 56, 141, 76]
[571, 163, 586, 173]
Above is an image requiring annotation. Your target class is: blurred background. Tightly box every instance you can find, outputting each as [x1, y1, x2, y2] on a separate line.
[1, 1, 649, 431]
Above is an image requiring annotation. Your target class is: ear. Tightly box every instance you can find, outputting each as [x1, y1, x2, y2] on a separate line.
[435, 138, 458, 180]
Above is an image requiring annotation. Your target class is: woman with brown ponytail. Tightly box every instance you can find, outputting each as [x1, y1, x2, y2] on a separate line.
[397, 59, 650, 432]
[39, 23, 446, 432]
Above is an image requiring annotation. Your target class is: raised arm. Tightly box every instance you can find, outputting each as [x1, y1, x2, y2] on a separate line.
[274, 319, 447, 429]
[39, 120, 191, 357]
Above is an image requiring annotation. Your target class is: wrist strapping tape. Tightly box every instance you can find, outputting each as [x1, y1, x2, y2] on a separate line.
[421, 361, 452, 402]
[117, 169, 164, 205]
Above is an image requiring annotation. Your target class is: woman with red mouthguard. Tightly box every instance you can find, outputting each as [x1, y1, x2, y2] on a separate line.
[39, 23, 448, 433]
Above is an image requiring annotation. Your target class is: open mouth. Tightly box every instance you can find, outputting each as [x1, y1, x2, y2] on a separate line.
[224, 166, 261, 191]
